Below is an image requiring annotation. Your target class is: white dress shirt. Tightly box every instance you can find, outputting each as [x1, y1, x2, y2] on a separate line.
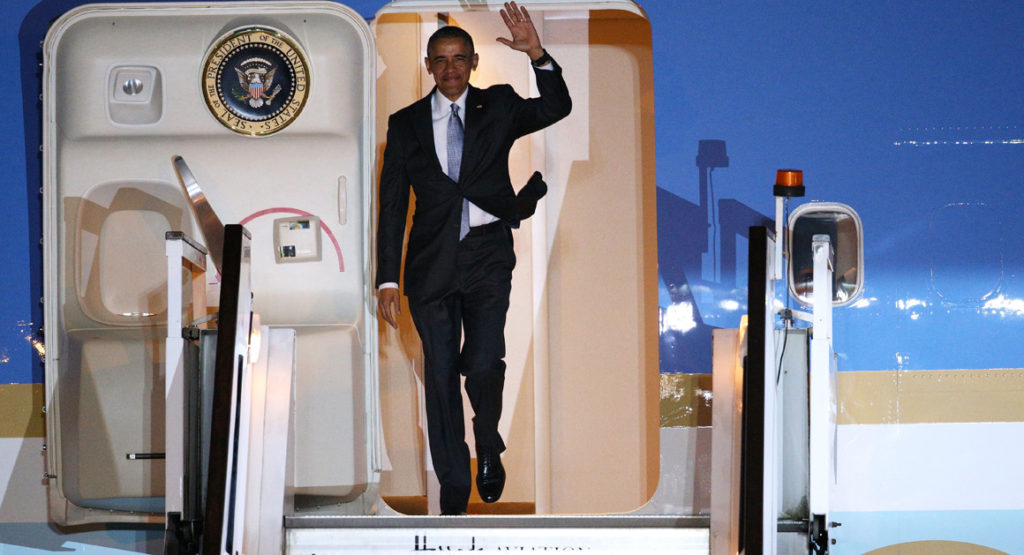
[431, 87, 500, 228]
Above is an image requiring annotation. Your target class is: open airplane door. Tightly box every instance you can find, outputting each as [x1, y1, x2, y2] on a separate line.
[42, 0, 662, 542]
[41, 1, 379, 527]
[370, 0, 660, 516]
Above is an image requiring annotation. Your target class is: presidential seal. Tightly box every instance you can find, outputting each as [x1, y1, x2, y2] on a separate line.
[202, 27, 310, 136]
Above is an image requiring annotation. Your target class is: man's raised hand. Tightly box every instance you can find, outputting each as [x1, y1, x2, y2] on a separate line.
[496, 2, 544, 61]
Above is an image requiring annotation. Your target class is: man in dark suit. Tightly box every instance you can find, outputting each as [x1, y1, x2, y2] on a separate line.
[376, 2, 571, 515]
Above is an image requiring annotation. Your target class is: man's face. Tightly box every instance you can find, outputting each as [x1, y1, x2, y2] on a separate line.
[425, 37, 478, 101]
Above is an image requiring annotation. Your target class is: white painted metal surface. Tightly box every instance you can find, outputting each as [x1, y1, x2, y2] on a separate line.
[762, 235, 780, 553]
[244, 327, 296, 555]
[809, 235, 835, 522]
[288, 526, 709, 554]
[774, 196, 785, 281]
[42, 1, 380, 525]
[163, 234, 207, 518]
[710, 327, 743, 554]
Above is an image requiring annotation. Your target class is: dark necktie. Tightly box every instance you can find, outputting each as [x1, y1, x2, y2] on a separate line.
[448, 103, 469, 240]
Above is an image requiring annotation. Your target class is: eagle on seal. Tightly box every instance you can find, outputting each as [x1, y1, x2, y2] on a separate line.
[235, 65, 278, 108]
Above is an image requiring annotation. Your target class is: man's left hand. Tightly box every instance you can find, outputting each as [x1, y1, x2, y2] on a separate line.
[496, 2, 544, 61]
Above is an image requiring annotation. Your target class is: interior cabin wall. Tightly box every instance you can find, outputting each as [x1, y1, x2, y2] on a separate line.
[374, 6, 658, 514]
[373, 9, 541, 507]
[373, 12, 433, 500]
[544, 9, 658, 513]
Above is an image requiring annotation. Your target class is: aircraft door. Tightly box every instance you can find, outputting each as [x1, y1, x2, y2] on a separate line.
[372, 1, 659, 515]
[42, 1, 379, 525]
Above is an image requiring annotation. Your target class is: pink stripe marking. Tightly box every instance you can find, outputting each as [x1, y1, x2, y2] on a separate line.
[239, 207, 345, 272]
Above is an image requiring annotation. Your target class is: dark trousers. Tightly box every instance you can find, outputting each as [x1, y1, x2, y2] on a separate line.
[408, 223, 514, 513]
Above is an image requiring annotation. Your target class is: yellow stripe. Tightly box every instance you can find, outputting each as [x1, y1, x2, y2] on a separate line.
[0, 384, 45, 438]
[8, 369, 1013, 435]
[660, 373, 713, 427]
[866, 540, 1008, 554]
[839, 369, 1024, 425]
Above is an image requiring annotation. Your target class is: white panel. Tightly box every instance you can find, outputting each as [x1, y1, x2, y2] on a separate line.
[710, 328, 742, 555]
[245, 327, 296, 555]
[99, 210, 169, 316]
[287, 528, 709, 554]
[809, 236, 835, 520]
[0, 438, 49, 522]
[762, 237, 779, 551]
[640, 426, 712, 515]
[258, 329, 296, 554]
[292, 326, 365, 492]
[43, 1, 378, 523]
[833, 422, 1024, 512]
[72, 335, 165, 503]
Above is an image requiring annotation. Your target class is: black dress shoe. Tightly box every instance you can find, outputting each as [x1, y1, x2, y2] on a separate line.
[440, 510, 467, 516]
[476, 452, 506, 503]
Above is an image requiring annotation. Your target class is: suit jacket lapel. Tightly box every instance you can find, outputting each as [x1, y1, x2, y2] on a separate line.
[459, 86, 485, 184]
[412, 91, 443, 177]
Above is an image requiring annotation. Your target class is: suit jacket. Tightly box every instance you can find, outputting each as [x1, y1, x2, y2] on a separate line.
[376, 59, 572, 301]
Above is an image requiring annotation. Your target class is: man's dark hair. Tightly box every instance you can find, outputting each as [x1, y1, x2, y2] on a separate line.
[427, 25, 475, 56]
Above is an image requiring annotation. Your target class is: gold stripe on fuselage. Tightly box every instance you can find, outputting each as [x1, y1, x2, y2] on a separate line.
[0, 383, 44, 438]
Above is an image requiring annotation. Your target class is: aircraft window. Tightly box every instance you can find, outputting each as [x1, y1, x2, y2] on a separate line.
[788, 203, 864, 307]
